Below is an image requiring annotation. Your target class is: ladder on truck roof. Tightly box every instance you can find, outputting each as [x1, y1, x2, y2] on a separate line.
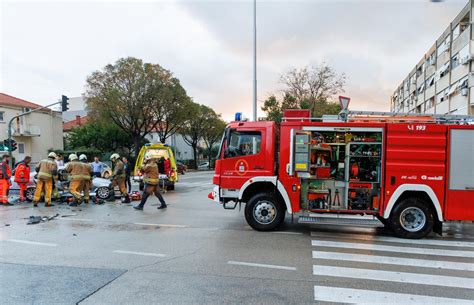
[344, 111, 474, 124]
[283, 110, 474, 124]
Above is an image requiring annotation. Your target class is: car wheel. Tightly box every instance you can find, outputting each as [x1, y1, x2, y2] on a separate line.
[244, 192, 285, 231]
[96, 186, 111, 200]
[389, 197, 434, 239]
[25, 187, 35, 202]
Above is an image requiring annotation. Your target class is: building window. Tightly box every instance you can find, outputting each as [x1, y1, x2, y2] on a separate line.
[438, 62, 450, 79]
[0, 112, 4, 122]
[417, 82, 425, 95]
[427, 97, 435, 110]
[459, 44, 470, 63]
[438, 89, 449, 104]
[437, 35, 450, 56]
[18, 143, 25, 154]
[452, 24, 460, 40]
[427, 52, 436, 66]
[451, 53, 460, 69]
[426, 74, 435, 88]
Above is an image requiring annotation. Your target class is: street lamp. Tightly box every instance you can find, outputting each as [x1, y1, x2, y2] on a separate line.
[252, 0, 257, 121]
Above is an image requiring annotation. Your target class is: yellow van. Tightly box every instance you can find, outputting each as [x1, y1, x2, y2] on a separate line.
[133, 143, 178, 190]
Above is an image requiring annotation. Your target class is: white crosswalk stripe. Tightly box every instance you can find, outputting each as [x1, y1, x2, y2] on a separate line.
[311, 232, 474, 304]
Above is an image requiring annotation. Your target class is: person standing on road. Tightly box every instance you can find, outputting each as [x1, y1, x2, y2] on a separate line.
[110, 153, 130, 203]
[91, 156, 104, 178]
[14, 156, 31, 202]
[122, 157, 132, 193]
[133, 155, 167, 210]
[65, 154, 86, 206]
[33, 152, 58, 207]
[0, 154, 13, 206]
[79, 154, 93, 204]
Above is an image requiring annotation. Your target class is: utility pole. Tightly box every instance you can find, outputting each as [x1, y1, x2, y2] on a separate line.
[252, 0, 257, 121]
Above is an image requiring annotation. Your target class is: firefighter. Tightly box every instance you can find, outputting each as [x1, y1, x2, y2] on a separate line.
[33, 152, 58, 207]
[14, 156, 31, 202]
[65, 154, 85, 206]
[133, 154, 167, 210]
[110, 153, 130, 203]
[0, 154, 13, 206]
[79, 154, 93, 204]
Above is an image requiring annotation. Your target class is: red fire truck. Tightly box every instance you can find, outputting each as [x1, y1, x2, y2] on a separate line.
[208, 107, 474, 239]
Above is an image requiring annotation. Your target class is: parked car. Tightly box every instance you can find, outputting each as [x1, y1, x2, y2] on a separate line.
[133, 143, 178, 190]
[198, 162, 210, 170]
[176, 161, 187, 174]
[9, 173, 37, 201]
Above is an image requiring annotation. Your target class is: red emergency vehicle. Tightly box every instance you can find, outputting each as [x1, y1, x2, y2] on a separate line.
[209, 108, 474, 239]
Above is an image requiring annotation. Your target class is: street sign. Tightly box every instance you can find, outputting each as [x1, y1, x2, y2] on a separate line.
[339, 96, 351, 111]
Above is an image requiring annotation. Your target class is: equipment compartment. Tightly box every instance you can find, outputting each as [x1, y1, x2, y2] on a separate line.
[296, 129, 383, 213]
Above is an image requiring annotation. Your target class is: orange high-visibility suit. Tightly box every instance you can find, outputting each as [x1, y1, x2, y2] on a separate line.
[34, 158, 58, 206]
[0, 161, 12, 205]
[14, 161, 30, 201]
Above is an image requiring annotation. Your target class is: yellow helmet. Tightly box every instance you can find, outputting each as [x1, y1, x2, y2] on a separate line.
[79, 154, 87, 161]
[48, 152, 57, 158]
[69, 154, 78, 161]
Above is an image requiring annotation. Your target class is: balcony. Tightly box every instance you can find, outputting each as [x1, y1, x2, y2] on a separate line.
[9, 125, 41, 137]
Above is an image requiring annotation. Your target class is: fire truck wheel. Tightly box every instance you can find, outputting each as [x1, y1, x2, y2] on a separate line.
[389, 197, 434, 239]
[245, 193, 285, 231]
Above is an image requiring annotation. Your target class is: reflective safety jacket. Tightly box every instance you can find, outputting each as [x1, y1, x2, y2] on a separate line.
[36, 158, 58, 181]
[0, 161, 12, 181]
[14, 161, 30, 183]
[65, 161, 90, 181]
[113, 160, 125, 179]
[141, 162, 159, 185]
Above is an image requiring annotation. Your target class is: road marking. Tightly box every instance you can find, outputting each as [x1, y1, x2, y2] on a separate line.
[311, 239, 474, 258]
[6, 239, 58, 247]
[227, 261, 296, 271]
[312, 265, 474, 289]
[313, 285, 474, 304]
[312, 251, 474, 271]
[60, 218, 93, 222]
[113, 250, 167, 257]
[270, 231, 303, 235]
[311, 231, 474, 248]
[133, 223, 187, 228]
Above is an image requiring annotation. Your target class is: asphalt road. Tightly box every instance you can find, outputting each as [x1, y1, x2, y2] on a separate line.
[0, 171, 473, 304]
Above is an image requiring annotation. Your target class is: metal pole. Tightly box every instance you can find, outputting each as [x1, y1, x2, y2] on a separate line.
[6, 101, 61, 167]
[252, 0, 257, 121]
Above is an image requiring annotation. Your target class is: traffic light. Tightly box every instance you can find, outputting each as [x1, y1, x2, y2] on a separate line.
[11, 139, 17, 151]
[61, 95, 69, 112]
[2, 139, 17, 151]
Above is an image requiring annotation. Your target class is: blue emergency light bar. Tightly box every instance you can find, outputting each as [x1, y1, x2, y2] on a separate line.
[235, 112, 242, 121]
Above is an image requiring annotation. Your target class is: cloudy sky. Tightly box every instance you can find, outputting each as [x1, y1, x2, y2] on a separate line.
[0, 0, 467, 120]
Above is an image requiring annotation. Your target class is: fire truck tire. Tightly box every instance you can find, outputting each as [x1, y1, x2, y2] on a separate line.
[389, 197, 434, 239]
[245, 193, 285, 231]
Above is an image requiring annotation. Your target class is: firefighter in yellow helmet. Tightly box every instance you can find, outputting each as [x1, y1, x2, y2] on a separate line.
[133, 154, 167, 210]
[33, 152, 58, 207]
[79, 154, 93, 204]
[65, 153, 85, 206]
[110, 153, 130, 203]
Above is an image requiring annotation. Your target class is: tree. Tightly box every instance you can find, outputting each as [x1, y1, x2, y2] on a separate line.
[262, 62, 345, 121]
[66, 120, 132, 154]
[152, 78, 194, 143]
[202, 112, 226, 168]
[85, 57, 190, 155]
[181, 103, 214, 169]
[261, 93, 298, 123]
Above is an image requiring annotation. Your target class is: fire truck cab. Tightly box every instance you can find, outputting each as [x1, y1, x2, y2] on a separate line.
[209, 110, 474, 239]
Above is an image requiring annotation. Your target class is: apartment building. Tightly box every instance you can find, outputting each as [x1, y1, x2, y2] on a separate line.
[0, 93, 64, 162]
[391, 1, 474, 115]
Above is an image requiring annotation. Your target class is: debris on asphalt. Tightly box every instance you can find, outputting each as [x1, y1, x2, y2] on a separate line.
[5, 224, 10, 226]
[26, 214, 60, 225]
[73, 233, 77, 236]
[61, 214, 78, 218]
